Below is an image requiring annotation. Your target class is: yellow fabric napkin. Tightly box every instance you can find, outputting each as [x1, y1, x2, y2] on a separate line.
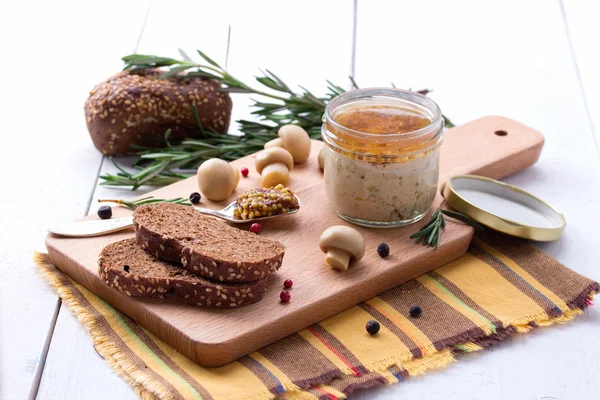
[36, 232, 598, 400]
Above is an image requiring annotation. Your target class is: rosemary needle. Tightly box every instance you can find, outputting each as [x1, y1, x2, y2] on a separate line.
[97, 196, 191, 210]
[410, 208, 484, 249]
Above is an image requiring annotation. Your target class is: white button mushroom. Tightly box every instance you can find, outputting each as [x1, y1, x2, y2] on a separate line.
[264, 138, 284, 149]
[197, 158, 239, 201]
[255, 147, 294, 188]
[319, 226, 365, 271]
[278, 125, 311, 164]
[232, 166, 240, 189]
[318, 147, 325, 171]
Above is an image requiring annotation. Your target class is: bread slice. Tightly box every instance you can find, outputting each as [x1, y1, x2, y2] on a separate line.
[133, 203, 285, 283]
[99, 239, 268, 308]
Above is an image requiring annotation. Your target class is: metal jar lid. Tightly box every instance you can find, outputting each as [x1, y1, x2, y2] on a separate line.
[443, 175, 566, 241]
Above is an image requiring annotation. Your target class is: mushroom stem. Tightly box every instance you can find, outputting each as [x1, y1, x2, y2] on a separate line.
[261, 162, 290, 187]
[325, 248, 351, 271]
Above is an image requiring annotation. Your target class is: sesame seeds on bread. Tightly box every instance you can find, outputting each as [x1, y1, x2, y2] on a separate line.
[133, 203, 285, 283]
[99, 239, 268, 308]
[84, 69, 232, 156]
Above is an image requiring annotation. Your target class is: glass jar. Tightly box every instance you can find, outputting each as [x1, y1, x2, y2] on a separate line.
[321, 88, 444, 228]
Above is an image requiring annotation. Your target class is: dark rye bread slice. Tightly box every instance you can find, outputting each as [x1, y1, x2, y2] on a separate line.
[99, 239, 268, 308]
[133, 203, 285, 283]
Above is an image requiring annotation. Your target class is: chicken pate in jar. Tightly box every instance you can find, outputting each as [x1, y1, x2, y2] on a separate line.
[321, 88, 444, 227]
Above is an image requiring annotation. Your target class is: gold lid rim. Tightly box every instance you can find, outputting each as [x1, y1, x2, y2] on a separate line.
[443, 175, 566, 241]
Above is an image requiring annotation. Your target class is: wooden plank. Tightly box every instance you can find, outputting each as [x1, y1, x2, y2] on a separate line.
[37, 0, 355, 397]
[33, 305, 136, 400]
[45, 117, 543, 367]
[352, 0, 600, 399]
[562, 0, 600, 146]
[0, 0, 149, 398]
[134, 0, 356, 132]
[15, 1, 151, 399]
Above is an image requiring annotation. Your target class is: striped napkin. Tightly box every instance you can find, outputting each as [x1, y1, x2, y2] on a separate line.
[36, 232, 598, 400]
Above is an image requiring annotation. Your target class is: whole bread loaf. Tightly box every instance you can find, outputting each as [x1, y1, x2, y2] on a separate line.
[99, 239, 269, 308]
[84, 69, 232, 155]
[133, 203, 285, 283]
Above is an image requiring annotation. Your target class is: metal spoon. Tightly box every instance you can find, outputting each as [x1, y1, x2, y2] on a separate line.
[47, 196, 301, 238]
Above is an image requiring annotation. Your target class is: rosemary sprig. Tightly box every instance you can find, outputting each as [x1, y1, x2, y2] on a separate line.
[98, 196, 191, 210]
[100, 48, 455, 189]
[122, 51, 346, 138]
[99, 126, 276, 188]
[410, 207, 484, 248]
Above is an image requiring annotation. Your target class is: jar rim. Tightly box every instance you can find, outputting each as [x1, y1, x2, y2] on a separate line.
[324, 87, 443, 141]
[322, 88, 444, 159]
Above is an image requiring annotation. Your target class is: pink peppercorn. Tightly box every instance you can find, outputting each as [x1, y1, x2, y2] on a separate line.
[241, 167, 249, 177]
[250, 223, 261, 233]
[283, 279, 293, 289]
[280, 291, 291, 302]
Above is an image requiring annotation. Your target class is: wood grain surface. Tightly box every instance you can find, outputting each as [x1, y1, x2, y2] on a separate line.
[44, 116, 542, 367]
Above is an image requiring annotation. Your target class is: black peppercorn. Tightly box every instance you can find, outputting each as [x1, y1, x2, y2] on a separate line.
[366, 320, 380, 335]
[377, 243, 390, 258]
[409, 305, 422, 318]
[98, 205, 112, 219]
[123, 265, 130, 272]
[189, 192, 202, 204]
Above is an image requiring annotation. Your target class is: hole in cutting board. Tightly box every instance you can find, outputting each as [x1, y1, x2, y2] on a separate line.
[494, 130, 508, 136]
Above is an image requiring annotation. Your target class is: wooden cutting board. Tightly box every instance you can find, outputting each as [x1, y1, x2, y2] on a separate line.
[46, 116, 543, 367]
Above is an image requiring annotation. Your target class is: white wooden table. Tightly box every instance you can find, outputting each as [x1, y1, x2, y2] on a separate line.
[2, 0, 599, 398]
